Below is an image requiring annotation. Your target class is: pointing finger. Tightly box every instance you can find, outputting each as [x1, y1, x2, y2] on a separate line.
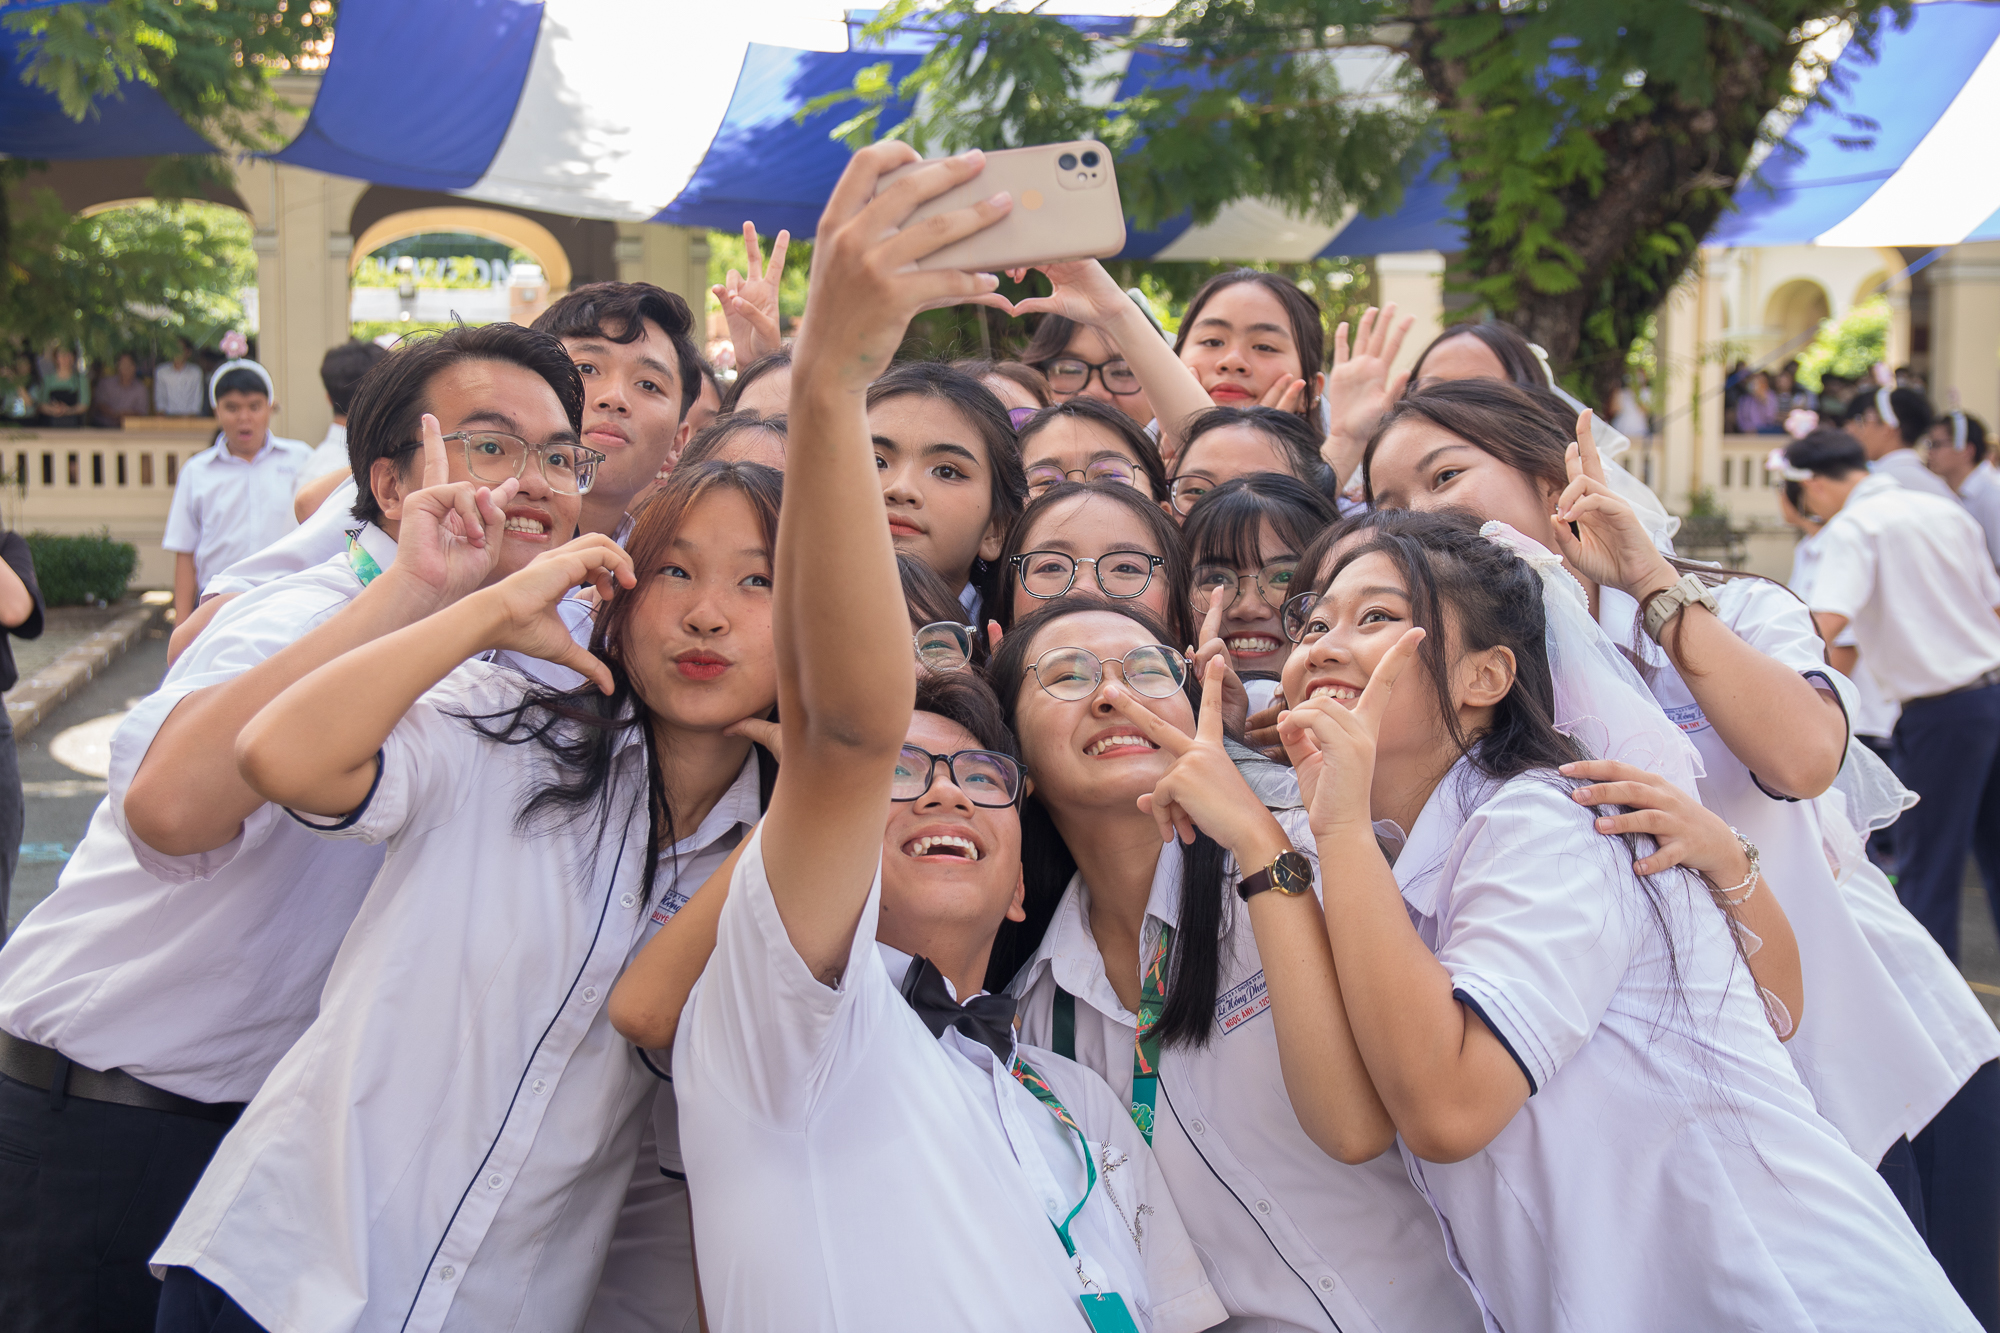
[1195, 656, 1226, 743]
[1575, 409, 1607, 485]
[420, 414, 449, 491]
[1355, 626, 1425, 730]
[1102, 684, 1193, 758]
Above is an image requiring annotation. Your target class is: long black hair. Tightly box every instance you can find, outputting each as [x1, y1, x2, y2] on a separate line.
[1172, 269, 1326, 421]
[985, 595, 1234, 1047]
[460, 460, 783, 907]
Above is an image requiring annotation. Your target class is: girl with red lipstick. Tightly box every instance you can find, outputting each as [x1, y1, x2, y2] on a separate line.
[987, 596, 1484, 1333]
[1173, 271, 1326, 426]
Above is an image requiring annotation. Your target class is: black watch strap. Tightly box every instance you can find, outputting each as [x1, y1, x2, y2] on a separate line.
[1238, 849, 1313, 901]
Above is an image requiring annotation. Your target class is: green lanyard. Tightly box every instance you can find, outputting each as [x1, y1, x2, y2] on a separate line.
[1009, 1056, 1098, 1259]
[1050, 922, 1174, 1145]
[345, 528, 382, 587]
[1129, 923, 1173, 1143]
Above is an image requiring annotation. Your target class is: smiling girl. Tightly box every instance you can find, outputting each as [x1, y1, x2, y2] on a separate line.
[1271, 510, 1971, 1331]
[989, 480, 1193, 651]
[1174, 271, 1325, 424]
[1182, 473, 1336, 691]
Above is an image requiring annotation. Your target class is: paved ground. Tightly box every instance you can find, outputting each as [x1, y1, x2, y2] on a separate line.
[5, 637, 2000, 1033]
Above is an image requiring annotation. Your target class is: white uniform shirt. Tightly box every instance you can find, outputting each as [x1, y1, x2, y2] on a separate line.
[162, 433, 314, 593]
[1954, 462, 2000, 569]
[0, 527, 403, 1102]
[1808, 472, 2000, 702]
[153, 361, 205, 416]
[1392, 762, 1974, 1333]
[202, 476, 361, 599]
[1600, 576, 1998, 1158]
[156, 665, 662, 1333]
[303, 421, 351, 483]
[1871, 446, 1960, 502]
[676, 825, 1225, 1333]
[1011, 808, 1482, 1333]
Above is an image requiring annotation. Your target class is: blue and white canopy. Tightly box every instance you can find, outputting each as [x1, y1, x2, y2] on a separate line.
[4, 0, 1995, 253]
[1717, 0, 2000, 247]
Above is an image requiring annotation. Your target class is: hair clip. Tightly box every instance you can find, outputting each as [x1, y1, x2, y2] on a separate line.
[1766, 447, 1814, 482]
[1783, 408, 1818, 440]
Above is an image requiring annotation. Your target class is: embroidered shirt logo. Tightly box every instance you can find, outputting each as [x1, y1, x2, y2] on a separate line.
[1664, 702, 1709, 734]
[1216, 971, 1270, 1034]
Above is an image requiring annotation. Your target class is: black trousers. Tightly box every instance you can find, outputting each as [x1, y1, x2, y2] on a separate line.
[154, 1268, 268, 1333]
[0, 1071, 235, 1332]
[1913, 1060, 2000, 1330]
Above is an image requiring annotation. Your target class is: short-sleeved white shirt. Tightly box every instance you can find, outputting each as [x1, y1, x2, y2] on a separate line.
[302, 422, 350, 484]
[1954, 462, 2000, 569]
[201, 476, 361, 599]
[0, 526, 401, 1102]
[1010, 808, 1482, 1333]
[152, 361, 205, 416]
[162, 433, 314, 593]
[1600, 575, 1999, 1158]
[675, 825, 1226, 1333]
[1871, 447, 1961, 503]
[1808, 472, 2000, 701]
[1392, 761, 1974, 1333]
[155, 664, 663, 1333]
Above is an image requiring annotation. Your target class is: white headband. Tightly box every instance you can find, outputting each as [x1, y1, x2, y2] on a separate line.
[1766, 446, 1814, 482]
[209, 358, 274, 408]
[1527, 341, 1558, 389]
[1874, 387, 1899, 429]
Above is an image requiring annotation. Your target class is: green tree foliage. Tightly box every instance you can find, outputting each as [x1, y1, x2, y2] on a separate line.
[1793, 296, 1887, 392]
[1, 193, 256, 363]
[820, 1, 1907, 403]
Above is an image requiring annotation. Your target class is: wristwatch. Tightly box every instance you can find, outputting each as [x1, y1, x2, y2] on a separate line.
[1237, 849, 1314, 901]
[1641, 572, 1720, 644]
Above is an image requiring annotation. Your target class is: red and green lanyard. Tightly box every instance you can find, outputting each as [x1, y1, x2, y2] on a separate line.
[1011, 1057, 1141, 1333]
[345, 529, 382, 587]
[1053, 922, 1174, 1145]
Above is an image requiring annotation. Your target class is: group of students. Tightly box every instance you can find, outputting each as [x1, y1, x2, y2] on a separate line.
[0, 144, 1995, 1333]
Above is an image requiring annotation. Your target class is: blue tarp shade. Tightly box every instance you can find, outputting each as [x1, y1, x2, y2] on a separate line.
[653, 44, 926, 237]
[1713, 1, 2000, 246]
[0, 26, 213, 159]
[271, 0, 545, 190]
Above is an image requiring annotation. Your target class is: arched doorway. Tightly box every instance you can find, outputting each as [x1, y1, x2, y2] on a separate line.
[348, 207, 572, 339]
[1764, 279, 1832, 355]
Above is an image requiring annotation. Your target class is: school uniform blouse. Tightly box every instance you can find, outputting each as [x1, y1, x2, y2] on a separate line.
[1391, 760, 1975, 1333]
[1598, 574, 1999, 1162]
[1011, 808, 1484, 1333]
[155, 663, 664, 1333]
[675, 824, 1225, 1333]
[161, 432, 315, 593]
[0, 527, 402, 1103]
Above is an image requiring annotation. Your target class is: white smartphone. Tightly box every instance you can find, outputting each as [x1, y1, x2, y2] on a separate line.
[873, 140, 1127, 272]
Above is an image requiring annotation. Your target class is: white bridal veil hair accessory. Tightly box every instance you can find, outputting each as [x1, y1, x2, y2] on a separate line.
[1528, 341, 1682, 552]
[1478, 521, 1704, 796]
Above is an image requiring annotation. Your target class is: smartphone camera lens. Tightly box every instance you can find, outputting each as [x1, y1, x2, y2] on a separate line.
[1058, 153, 1078, 171]
[1081, 150, 1100, 167]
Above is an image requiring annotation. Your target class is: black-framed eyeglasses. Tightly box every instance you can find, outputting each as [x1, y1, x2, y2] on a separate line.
[1029, 644, 1188, 702]
[914, 621, 976, 673]
[399, 430, 606, 496]
[1191, 561, 1299, 615]
[1168, 473, 1221, 516]
[1281, 591, 1325, 644]
[891, 745, 1023, 807]
[1011, 549, 1164, 600]
[1041, 357, 1141, 396]
[1023, 458, 1139, 496]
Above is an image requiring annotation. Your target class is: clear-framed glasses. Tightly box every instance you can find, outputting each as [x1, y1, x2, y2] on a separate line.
[1023, 457, 1139, 496]
[1191, 561, 1299, 615]
[914, 621, 976, 673]
[1281, 591, 1325, 644]
[1029, 644, 1188, 702]
[1011, 549, 1164, 600]
[408, 430, 607, 496]
[1041, 357, 1142, 396]
[1168, 473, 1220, 515]
[891, 745, 1024, 808]
[1007, 405, 1039, 429]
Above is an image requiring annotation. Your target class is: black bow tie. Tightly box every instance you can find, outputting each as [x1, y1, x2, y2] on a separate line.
[899, 955, 1017, 1062]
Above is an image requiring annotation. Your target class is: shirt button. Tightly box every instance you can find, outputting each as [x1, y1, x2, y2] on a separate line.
[1319, 1276, 1336, 1291]
[487, 1174, 503, 1190]
[1255, 1199, 1272, 1214]
[532, 1079, 547, 1095]
[620, 894, 635, 908]
[582, 987, 599, 1003]
[1190, 1120, 1206, 1135]
[437, 1265, 456, 1281]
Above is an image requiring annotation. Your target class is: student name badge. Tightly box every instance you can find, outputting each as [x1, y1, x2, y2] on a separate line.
[1078, 1292, 1142, 1333]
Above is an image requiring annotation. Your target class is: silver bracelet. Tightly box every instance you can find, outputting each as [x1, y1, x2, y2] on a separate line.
[1715, 828, 1761, 906]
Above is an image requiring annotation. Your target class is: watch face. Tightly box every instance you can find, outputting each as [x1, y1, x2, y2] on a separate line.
[1271, 850, 1313, 895]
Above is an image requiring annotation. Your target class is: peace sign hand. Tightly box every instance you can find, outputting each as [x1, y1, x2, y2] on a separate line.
[1548, 408, 1677, 601]
[1105, 657, 1285, 856]
[1188, 598, 1250, 738]
[1276, 626, 1425, 838]
[387, 413, 521, 610]
[711, 222, 791, 362]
